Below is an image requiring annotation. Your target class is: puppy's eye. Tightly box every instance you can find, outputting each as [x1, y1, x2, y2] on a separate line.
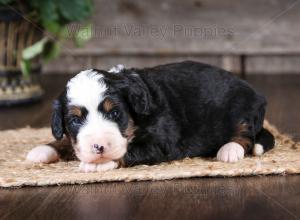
[108, 110, 120, 120]
[70, 117, 81, 125]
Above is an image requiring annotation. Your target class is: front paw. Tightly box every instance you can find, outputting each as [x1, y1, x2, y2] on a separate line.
[217, 142, 245, 163]
[26, 145, 59, 163]
[79, 161, 118, 173]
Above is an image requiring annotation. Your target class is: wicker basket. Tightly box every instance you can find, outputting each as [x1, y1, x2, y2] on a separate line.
[0, 8, 43, 106]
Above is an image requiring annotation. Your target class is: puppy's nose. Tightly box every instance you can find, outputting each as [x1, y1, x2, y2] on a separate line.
[93, 144, 104, 154]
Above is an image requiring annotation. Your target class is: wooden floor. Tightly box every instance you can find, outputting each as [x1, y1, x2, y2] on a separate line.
[0, 74, 299, 220]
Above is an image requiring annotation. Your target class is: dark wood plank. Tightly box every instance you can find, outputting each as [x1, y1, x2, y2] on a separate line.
[0, 176, 299, 220]
[246, 55, 300, 74]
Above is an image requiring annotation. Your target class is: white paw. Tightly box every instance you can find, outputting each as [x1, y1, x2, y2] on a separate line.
[26, 145, 59, 163]
[253, 143, 264, 156]
[79, 161, 118, 173]
[217, 142, 245, 163]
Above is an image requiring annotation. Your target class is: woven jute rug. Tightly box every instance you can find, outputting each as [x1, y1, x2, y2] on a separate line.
[0, 121, 299, 188]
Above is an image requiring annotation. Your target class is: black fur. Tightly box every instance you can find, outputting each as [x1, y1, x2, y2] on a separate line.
[51, 99, 64, 140]
[256, 128, 275, 152]
[53, 61, 275, 166]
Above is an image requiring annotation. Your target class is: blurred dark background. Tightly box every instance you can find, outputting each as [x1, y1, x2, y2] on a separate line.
[45, 0, 300, 75]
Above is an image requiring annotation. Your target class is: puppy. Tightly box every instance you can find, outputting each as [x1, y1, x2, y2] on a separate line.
[27, 61, 275, 172]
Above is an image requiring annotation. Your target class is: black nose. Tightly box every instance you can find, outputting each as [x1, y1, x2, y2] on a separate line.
[93, 144, 104, 154]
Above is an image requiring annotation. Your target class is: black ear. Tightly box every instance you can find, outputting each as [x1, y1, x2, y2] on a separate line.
[51, 99, 64, 140]
[117, 73, 153, 115]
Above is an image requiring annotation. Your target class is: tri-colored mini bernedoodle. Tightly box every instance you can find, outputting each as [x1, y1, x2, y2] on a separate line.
[27, 61, 275, 172]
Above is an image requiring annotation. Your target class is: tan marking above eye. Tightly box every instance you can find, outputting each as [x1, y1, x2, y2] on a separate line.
[103, 99, 115, 112]
[69, 106, 82, 117]
[124, 118, 137, 142]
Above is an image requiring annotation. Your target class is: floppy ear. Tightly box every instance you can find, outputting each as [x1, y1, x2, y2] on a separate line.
[51, 99, 64, 140]
[116, 73, 153, 115]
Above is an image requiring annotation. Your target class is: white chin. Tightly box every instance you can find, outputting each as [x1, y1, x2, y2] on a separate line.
[76, 144, 127, 164]
[79, 161, 118, 172]
[76, 153, 111, 164]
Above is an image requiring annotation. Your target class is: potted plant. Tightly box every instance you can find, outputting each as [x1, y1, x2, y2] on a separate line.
[0, 0, 93, 106]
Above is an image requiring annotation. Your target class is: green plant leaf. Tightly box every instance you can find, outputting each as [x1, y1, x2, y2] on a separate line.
[56, 0, 92, 22]
[75, 24, 92, 47]
[30, 0, 58, 24]
[22, 38, 48, 60]
[43, 20, 61, 34]
[59, 26, 69, 39]
[42, 41, 61, 62]
[20, 60, 31, 77]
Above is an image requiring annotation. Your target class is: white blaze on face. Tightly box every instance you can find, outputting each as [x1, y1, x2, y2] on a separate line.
[67, 70, 127, 163]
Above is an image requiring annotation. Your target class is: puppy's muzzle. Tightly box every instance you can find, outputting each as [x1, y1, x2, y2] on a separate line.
[76, 132, 127, 163]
